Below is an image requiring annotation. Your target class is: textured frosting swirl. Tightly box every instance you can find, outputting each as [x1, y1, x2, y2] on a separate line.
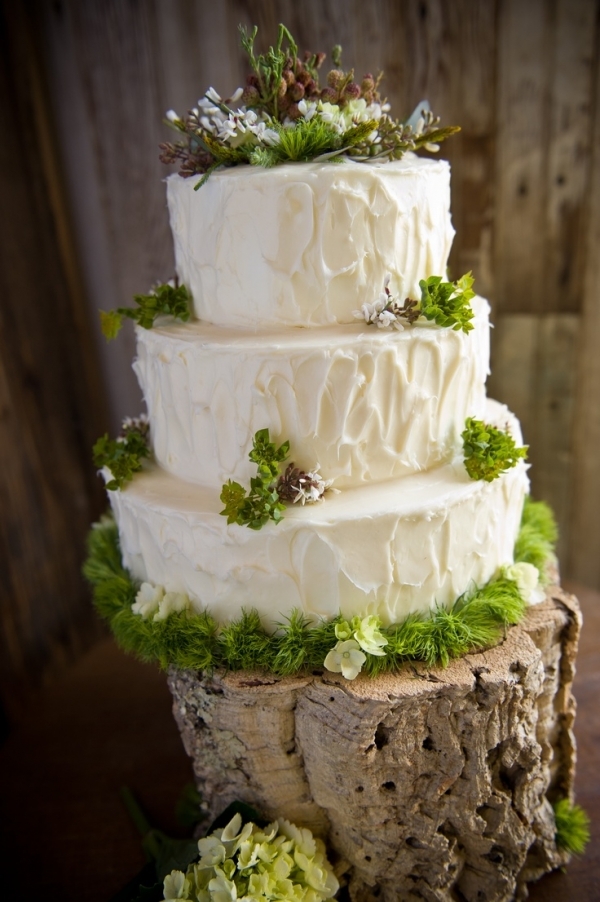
[134, 297, 490, 489]
[167, 156, 455, 327]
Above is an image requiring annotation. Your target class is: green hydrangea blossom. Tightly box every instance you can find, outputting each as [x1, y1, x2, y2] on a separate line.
[162, 813, 338, 902]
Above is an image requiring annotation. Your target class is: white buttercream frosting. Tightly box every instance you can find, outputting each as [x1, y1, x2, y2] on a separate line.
[167, 156, 455, 327]
[133, 297, 490, 489]
[110, 401, 529, 630]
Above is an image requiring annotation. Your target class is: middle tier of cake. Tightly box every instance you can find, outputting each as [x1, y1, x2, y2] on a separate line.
[134, 296, 490, 490]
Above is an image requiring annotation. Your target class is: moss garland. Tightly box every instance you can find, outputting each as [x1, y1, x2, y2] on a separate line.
[84, 498, 557, 675]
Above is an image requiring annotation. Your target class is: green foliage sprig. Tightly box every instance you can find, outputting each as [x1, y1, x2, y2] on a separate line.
[419, 272, 475, 332]
[84, 498, 556, 676]
[220, 429, 290, 529]
[462, 417, 528, 482]
[553, 799, 591, 855]
[100, 282, 191, 341]
[239, 23, 299, 121]
[93, 420, 150, 491]
[359, 272, 476, 333]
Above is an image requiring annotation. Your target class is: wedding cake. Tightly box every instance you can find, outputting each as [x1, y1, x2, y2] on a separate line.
[108, 157, 529, 630]
[87, 26, 586, 901]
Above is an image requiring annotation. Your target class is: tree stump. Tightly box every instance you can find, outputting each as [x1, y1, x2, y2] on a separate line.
[168, 587, 580, 902]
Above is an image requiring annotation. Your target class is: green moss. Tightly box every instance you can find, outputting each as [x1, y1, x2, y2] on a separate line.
[84, 496, 557, 675]
[514, 497, 558, 577]
[553, 799, 591, 855]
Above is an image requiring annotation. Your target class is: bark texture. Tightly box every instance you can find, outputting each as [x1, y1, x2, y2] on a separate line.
[168, 587, 580, 901]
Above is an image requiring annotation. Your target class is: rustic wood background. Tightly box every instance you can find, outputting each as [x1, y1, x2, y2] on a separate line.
[2, 0, 599, 706]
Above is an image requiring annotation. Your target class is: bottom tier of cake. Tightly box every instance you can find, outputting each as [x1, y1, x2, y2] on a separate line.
[168, 586, 580, 902]
[109, 400, 528, 628]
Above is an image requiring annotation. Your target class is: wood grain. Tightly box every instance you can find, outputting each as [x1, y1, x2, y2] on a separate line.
[0, 1, 109, 713]
[569, 6, 600, 588]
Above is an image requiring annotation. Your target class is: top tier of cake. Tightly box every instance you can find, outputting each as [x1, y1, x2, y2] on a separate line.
[167, 155, 455, 328]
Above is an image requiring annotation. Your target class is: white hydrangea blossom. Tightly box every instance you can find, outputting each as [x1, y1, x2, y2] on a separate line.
[154, 591, 191, 621]
[504, 562, 545, 605]
[132, 582, 191, 621]
[353, 614, 388, 656]
[163, 870, 192, 901]
[132, 582, 164, 618]
[323, 639, 367, 680]
[326, 615, 388, 678]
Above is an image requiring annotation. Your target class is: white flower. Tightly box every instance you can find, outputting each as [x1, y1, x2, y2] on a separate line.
[324, 639, 366, 680]
[353, 297, 386, 324]
[132, 582, 164, 619]
[354, 615, 388, 656]
[208, 866, 238, 902]
[376, 310, 398, 329]
[298, 99, 317, 120]
[162, 870, 191, 901]
[317, 101, 345, 133]
[291, 468, 336, 505]
[229, 87, 244, 103]
[165, 109, 180, 123]
[251, 121, 280, 146]
[205, 86, 222, 104]
[504, 562, 545, 605]
[153, 591, 190, 621]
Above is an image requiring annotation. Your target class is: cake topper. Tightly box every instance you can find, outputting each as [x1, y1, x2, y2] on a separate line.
[159, 23, 460, 186]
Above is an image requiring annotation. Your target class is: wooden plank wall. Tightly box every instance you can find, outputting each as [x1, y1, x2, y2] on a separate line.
[0, 1, 109, 718]
[4, 0, 594, 696]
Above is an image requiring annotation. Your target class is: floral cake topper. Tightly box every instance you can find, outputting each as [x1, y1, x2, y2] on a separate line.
[159, 23, 460, 185]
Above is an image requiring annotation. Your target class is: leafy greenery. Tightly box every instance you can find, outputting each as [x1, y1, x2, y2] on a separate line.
[239, 23, 298, 121]
[100, 282, 191, 341]
[93, 427, 150, 491]
[84, 498, 556, 676]
[419, 272, 475, 333]
[462, 417, 528, 482]
[553, 799, 591, 855]
[220, 429, 290, 529]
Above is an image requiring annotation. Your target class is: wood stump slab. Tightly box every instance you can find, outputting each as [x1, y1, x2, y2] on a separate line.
[168, 587, 580, 902]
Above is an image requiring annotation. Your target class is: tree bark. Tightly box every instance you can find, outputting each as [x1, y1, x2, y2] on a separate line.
[168, 586, 580, 902]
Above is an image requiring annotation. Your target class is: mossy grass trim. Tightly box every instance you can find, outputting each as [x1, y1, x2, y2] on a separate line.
[514, 496, 558, 578]
[84, 498, 557, 675]
[553, 799, 591, 855]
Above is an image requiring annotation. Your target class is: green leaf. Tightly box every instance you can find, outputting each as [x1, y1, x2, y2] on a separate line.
[462, 417, 528, 482]
[220, 430, 289, 529]
[101, 283, 192, 340]
[100, 309, 124, 340]
[419, 272, 475, 333]
[175, 783, 205, 830]
[93, 425, 151, 491]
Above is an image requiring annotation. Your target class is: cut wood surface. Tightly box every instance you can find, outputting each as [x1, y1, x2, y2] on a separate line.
[169, 587, 580, 902]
